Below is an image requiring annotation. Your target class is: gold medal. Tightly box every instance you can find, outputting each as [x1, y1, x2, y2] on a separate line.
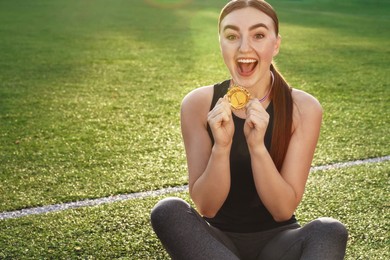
[227, 86, 251, 110]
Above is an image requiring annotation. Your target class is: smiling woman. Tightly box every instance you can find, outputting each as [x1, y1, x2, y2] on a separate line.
[150, 0, 349, 259]
[144, 0, 192, 9]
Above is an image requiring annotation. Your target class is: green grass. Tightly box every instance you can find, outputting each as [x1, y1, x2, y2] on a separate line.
[0, 162, 388, 259]
[0, 0, 389, 258]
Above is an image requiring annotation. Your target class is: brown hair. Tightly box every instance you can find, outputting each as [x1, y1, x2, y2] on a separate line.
[219, 0, 293, 171]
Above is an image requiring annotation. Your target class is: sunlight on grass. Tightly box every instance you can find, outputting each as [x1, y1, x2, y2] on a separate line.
[0, 0, 388, 210]
[0, 163, 388, 259]
[0, 0, 389, 257]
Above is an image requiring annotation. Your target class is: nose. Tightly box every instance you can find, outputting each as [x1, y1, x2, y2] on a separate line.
[239, 37, 252, 53]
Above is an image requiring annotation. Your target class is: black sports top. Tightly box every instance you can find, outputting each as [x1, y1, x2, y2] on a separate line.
[204, 80, 297, 233]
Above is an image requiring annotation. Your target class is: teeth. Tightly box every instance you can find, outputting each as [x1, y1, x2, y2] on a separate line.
[237, 59, 257, 63]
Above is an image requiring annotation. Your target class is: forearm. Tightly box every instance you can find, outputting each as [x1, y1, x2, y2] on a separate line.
[190, 145, 231, 218]
[250, 146, 297, 221]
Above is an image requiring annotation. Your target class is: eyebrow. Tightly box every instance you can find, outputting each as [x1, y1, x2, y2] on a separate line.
[250, 23, 269, 31]
[223, 23, 269, 32]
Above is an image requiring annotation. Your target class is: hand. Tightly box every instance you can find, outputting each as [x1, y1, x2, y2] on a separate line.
[244, 99, 270, 149]
[207, 96, 234, 148]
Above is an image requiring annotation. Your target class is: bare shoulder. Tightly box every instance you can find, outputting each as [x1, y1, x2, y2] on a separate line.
[291, 88, 323, 127]
[181, 85, 214, 117]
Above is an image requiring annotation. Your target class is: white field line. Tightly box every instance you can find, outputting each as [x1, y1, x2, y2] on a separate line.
[1, 155, 389, 221]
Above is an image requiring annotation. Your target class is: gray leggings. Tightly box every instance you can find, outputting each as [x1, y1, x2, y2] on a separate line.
[151, 197, 348, 260]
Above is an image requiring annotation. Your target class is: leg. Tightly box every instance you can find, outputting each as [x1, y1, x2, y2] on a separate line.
[150, 197, 240, 260]
[259, 217, 348, 260]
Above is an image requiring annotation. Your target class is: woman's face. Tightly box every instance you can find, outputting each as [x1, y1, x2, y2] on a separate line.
[219, 7, 280, 91]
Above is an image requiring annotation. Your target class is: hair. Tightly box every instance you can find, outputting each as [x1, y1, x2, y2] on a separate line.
[219, 0, 293, 171]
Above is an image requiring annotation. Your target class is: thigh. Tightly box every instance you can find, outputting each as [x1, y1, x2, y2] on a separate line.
[258, 224, 302, 260]
[259, 217, 348, 260]
[151, 197, 241, 260]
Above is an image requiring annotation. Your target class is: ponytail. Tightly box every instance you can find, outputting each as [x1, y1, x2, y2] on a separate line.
[270, 63, 293, 171]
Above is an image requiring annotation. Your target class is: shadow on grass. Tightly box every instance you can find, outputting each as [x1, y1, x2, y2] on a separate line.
[0, 0, 225, 117]
[272, 0, 389, 37]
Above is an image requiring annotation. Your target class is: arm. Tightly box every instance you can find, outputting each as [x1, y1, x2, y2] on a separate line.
[180, 86, 234, 218]
[245, 90, 323, 221]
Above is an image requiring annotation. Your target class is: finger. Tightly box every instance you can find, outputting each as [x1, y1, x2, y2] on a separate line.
[246, 98, 265, 112]
[246, 112, 259, 126]
[246, 109, 269, 129]
[246, 101, 269, 120]
[209, 102, 231, 119]
[216, 97, 231, 109]
[208, 108, 231, 124]
[246, 107, 269, 120]
[216, 100, 232, 118]
[216, 97, 224, 105]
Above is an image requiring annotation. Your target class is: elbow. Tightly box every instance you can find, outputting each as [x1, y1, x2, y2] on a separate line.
[194, 198, 219, 218]
[272, 209, 295, 222]
[190, 190, 220, 218]
[273, 214, 293, 222]
[272, 193, 301, 222]
[198, 207, 218, 218]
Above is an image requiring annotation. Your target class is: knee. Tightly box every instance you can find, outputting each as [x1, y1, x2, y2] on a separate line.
[312, 217, 348, 243]
[150, 197, 189, 231]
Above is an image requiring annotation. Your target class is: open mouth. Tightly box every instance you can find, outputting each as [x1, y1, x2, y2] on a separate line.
[237, 58, 258, 75]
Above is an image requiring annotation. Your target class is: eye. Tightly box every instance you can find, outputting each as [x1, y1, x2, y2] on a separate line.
[254, 33, 265, 39]
[226, 34, 238, 41]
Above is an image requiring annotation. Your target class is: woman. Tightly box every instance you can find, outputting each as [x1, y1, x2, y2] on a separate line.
[151, 1, 348, 259]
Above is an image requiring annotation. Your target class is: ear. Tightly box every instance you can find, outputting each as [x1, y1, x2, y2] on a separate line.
[273, 34, 281, 57]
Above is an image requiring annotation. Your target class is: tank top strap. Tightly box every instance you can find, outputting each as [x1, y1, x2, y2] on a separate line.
[209, 80, 231, 110]
[207, 80, 230, 144]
